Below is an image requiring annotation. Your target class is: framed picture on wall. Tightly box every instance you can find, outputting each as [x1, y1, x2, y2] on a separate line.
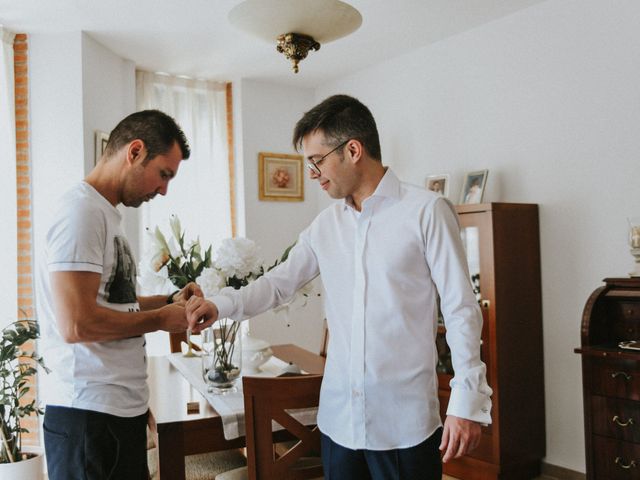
[459, 169, 489, 204]
[425, 174, 450, 198]
[258, 152, 304, 202]
[94, 130, 109, 164]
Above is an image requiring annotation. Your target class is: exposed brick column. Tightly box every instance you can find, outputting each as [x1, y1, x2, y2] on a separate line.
[226, 82, 236, 237]
[14, 33, 39, 446]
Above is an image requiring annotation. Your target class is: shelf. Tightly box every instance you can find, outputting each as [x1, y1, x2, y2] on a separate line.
[575, 344, 640, 360]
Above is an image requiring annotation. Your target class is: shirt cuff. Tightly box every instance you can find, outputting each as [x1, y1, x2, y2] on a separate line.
[446, 387, 492, 425]
[208, 294, 235, 320]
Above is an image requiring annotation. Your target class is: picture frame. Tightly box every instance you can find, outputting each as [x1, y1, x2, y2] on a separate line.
[459, 169, 489, 205]
[258, 152, 304, 202]
[425, 174, 450, 198]
[94, 130, 109, 164]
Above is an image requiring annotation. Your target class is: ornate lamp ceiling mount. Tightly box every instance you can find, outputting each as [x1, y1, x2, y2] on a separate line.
[229, 0, 362, 74]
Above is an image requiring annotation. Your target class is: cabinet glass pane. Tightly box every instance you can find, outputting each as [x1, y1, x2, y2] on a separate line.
[460, 226, 481, 301]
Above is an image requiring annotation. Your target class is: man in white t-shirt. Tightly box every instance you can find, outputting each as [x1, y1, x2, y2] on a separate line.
[38, 110, 206, 480]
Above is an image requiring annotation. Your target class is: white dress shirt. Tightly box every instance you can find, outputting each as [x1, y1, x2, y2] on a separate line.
[211, 168, 492, 450]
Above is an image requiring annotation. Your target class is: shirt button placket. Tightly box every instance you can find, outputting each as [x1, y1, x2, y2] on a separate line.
[349, 207, 370, 446]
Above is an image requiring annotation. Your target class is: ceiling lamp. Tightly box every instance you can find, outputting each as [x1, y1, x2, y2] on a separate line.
[228, 0, 362, 73]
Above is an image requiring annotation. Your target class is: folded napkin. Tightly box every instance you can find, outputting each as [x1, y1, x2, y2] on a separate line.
[167, 353, 317, 440]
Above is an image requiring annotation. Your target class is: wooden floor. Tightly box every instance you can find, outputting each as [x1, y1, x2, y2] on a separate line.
[444, 476, 555, 480]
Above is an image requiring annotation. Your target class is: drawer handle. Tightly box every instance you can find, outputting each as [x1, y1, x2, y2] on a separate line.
[613, 415, 634, 427]
[615, 457, 637, 469]
[611, 371, 632, 380]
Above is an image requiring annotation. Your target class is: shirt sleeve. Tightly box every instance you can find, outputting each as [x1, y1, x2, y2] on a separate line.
[423, 197, 493, 425]
[47, 202, 106, 274]
[210, 228, 320, 321]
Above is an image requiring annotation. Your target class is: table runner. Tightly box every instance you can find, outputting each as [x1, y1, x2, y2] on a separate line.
[167, 352, 318, 440]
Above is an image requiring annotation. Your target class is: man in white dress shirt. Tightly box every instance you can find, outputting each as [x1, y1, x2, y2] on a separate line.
[186, 95, 492, 479]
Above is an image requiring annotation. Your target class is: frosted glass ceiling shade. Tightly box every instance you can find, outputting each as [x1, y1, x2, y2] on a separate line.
[228, 0, 362, 73]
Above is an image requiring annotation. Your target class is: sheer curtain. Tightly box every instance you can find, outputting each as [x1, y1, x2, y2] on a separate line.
[136, 71, 232, 285]
[0, 27, 17, 327]
[137, 71, 232, 355]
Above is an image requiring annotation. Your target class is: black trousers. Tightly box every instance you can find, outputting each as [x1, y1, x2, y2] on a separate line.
[321, 428, 443, 480]
[44, 405, 148, 480]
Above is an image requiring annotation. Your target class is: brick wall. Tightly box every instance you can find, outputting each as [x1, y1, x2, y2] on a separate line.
[14, 33, 39, 446]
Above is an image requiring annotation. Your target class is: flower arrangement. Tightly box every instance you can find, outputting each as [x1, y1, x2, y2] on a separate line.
[1, 318, 48, 464]
[138, 214, 307, 348]
[138, 215, 294, 296]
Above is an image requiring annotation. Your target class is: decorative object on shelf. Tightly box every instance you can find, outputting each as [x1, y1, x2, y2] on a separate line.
[228, 0, 362, 73]
[258, 152, 304, 202]
[628, 217, 640, 277]
[459, 169, 489, 205]
[242, 334, 273, 374]
[0, 317, 49, 479]
[425, 173, 450, 198]
[94, 130, 109, 165]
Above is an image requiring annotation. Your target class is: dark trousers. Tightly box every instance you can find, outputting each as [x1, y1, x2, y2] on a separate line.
[321, 428, 443, 480]
[44, 405, 148, 480]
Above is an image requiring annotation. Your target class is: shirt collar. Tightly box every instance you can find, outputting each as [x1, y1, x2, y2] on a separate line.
[343, 167, 401, 211]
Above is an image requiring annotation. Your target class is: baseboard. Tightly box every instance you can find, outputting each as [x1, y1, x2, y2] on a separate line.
[541, 462, 586, 480]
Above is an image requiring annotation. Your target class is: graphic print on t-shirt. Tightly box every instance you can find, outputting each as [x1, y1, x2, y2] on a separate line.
[105, 236, 137, 304]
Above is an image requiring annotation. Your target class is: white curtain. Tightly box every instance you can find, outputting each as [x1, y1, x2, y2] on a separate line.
[136, 71, 232, 292]
[0, 27, 17, 327]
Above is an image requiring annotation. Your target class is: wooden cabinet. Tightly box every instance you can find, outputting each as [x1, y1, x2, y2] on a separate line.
[437, 203, 545, 480]
[576, 278, 640, 479]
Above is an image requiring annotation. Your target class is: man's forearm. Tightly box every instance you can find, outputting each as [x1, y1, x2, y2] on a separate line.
[138, 294, 171, 311]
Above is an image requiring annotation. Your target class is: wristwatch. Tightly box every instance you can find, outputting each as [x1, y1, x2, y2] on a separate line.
[167, 290, 180, 304]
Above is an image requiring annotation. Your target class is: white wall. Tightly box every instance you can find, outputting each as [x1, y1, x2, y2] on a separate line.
[236, 79, 325, 353]
[81, 33, 138, 257]
[315, 0, 640, 471]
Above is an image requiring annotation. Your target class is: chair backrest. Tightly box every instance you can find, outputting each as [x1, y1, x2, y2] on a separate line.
[169, 332, 186, 353]
[319, 319, 329, 358]
[242, 375, 323, 480]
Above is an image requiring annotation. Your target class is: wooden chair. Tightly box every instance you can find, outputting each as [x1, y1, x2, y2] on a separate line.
[319, 319, 329, 358]
[216, 375, 324, 480]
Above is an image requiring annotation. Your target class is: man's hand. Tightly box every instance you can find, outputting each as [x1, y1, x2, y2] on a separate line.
[439, 415, 482, 463]
[173, 282, 203, 304]
[185, 296, 218, 334]
[160, 303, 189, 333]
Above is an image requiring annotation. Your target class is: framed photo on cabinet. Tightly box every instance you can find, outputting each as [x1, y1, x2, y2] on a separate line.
[258, 152, 304, 202]
[425, 174, 450, 198]
[459, 169, 488, 204]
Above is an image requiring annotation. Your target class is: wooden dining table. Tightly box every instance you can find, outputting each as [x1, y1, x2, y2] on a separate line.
[147, 344, 325, 479]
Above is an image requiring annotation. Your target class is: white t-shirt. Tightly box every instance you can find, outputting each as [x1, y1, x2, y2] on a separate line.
[38, 182, 148, 417]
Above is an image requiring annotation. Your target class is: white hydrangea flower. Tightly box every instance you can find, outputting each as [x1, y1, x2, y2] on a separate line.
[214, 238, 263, 280]
[198, 267, 227, 297]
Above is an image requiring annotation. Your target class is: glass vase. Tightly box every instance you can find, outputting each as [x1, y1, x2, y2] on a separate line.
[201, 319, 242, 394]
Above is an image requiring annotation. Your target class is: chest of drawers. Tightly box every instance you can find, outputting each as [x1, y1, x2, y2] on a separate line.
[576, 278, 640, 479]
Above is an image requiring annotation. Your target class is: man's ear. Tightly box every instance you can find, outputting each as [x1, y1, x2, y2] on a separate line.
[126, 139, 146, 165]
[346, 139, 364, 164]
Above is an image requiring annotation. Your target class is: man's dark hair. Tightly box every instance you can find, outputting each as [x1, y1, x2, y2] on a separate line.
[104, 109, 190, 162]
[293, 95, 381, 161]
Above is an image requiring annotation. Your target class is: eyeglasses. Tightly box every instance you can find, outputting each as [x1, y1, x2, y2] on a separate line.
[306, 140, 349, 176]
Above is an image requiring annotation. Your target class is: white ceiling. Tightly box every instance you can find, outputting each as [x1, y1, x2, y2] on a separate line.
[0, 0, 547, 88]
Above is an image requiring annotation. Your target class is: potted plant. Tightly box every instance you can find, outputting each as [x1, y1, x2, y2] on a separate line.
[0, 318, 48, 479]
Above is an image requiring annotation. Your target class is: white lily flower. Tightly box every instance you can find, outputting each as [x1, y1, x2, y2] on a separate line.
[169, 214, 182, 242]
